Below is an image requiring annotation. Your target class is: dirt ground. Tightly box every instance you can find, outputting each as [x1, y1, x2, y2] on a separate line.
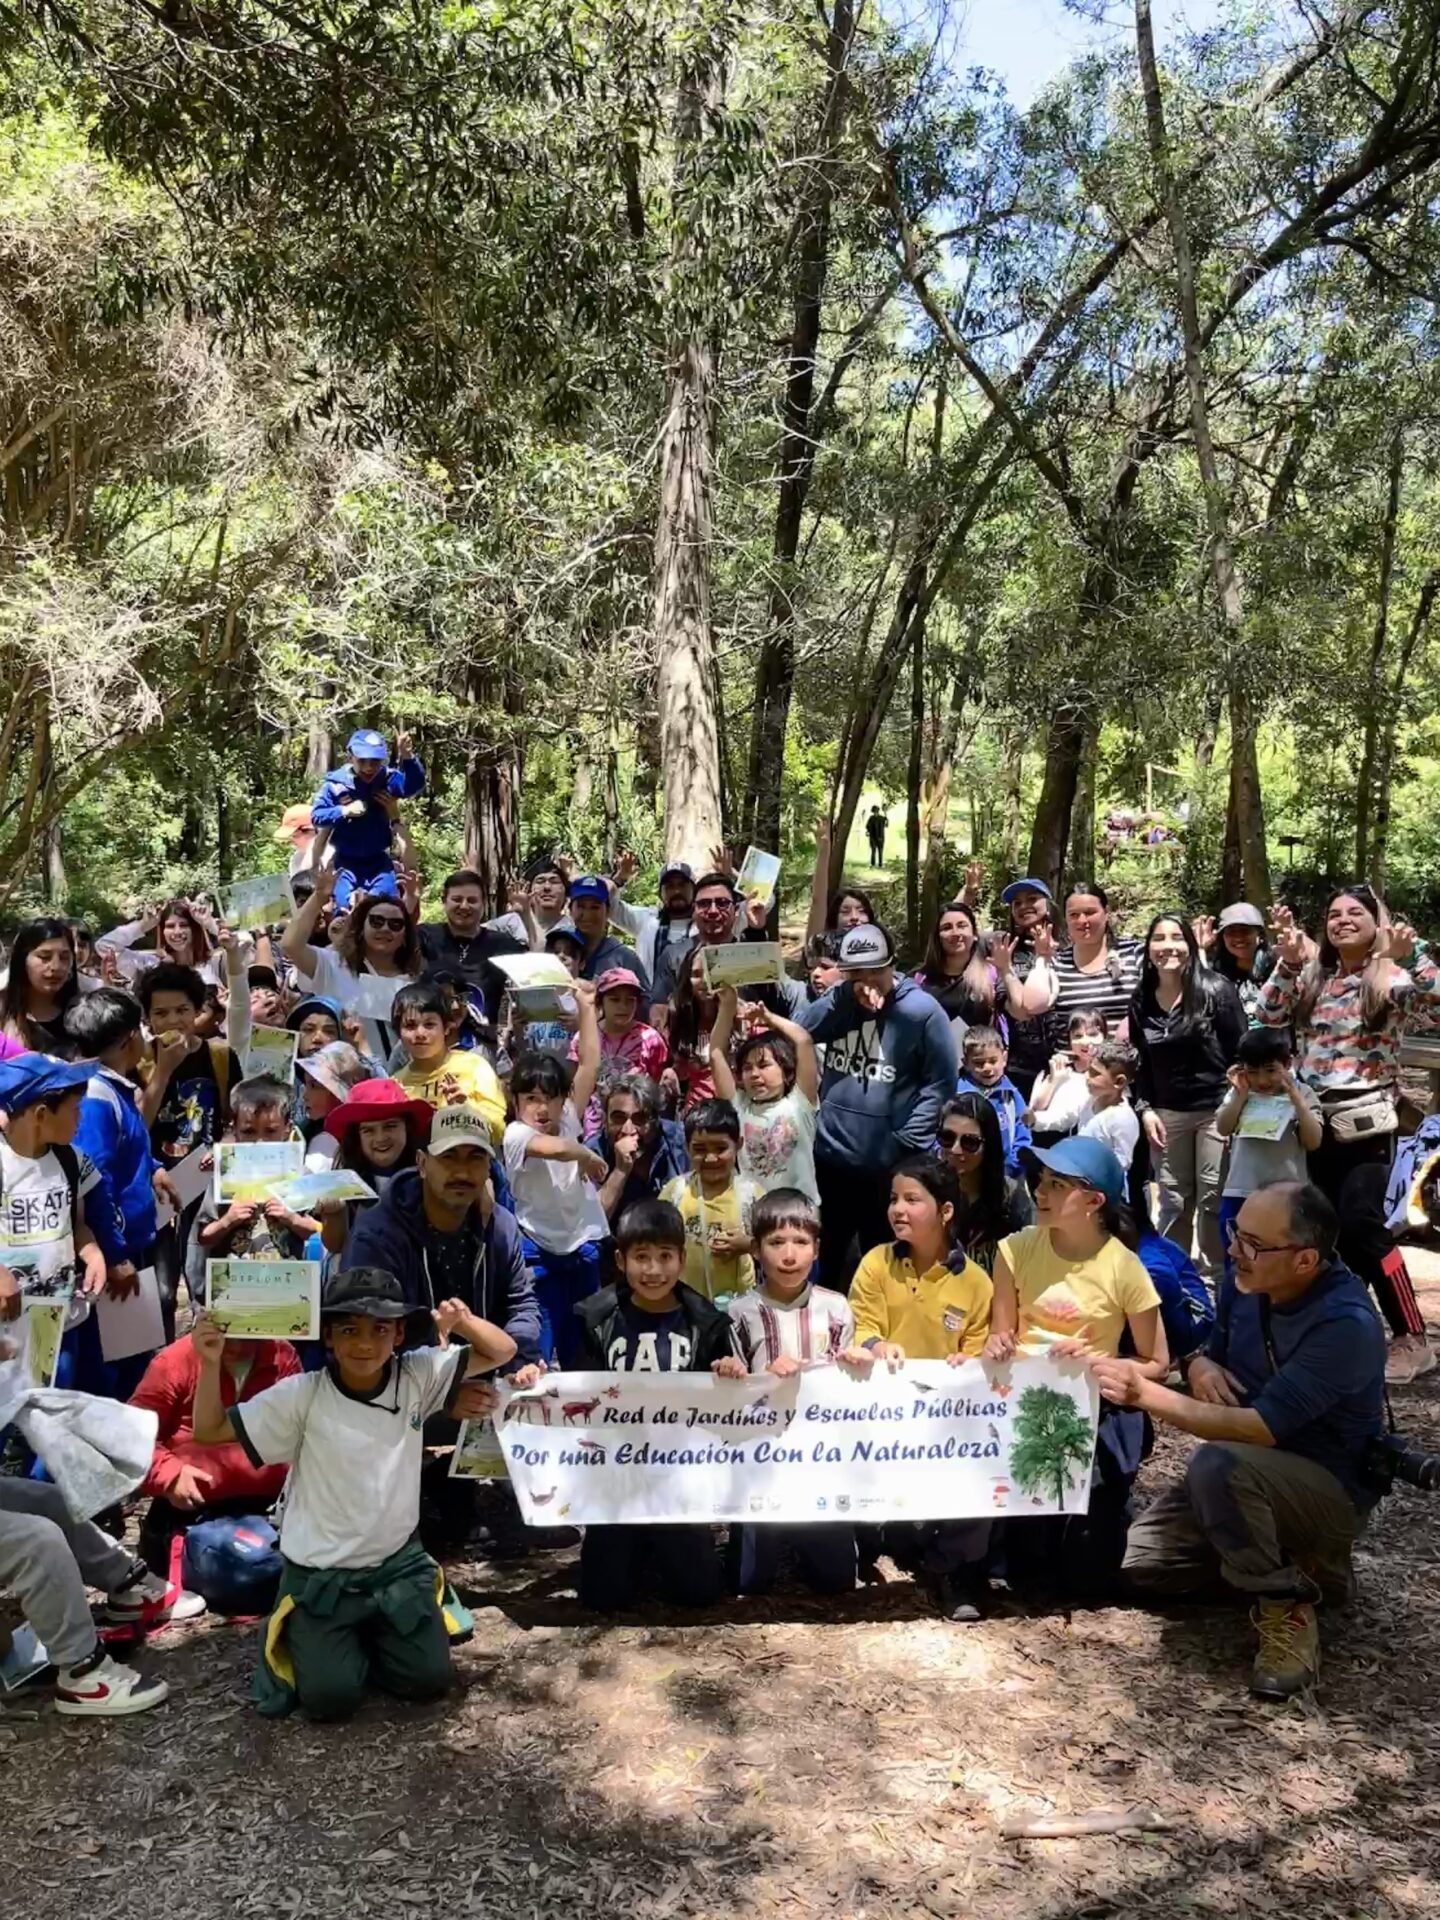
[5, 1261, 1440, 1920]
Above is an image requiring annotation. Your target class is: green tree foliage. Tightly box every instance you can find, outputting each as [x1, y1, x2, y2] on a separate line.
[1008, 1384, 1095, 1508]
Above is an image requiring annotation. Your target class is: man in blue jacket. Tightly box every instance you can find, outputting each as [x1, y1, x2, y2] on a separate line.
[64, 989, 182, 1389]
[309, 727, 425, 908]
[797, 924, 957, 1291]
[344, 1104, 541, 1365]
[1095, 1180, 1386, 1702]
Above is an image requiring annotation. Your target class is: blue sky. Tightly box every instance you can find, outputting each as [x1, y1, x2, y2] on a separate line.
[959, 0, 1228, 106]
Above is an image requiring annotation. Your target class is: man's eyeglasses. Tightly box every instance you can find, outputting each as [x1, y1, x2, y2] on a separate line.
[939, 1130, 984, 1153]
[695, 897, 733, 914]
[367, 913, 406, 931]
[1226, 1224, 1304, 1260]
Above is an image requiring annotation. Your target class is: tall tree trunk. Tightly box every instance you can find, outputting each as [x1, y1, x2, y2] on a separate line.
[654, 61, 726, 869]
[1355, 427, 1404, 878]
[1027, 700, 1086, 894]
[216, 780, 232, 888]
[1001, 731, 1024, 875]
[462, 662, 520, 907]
[1136, 0, 1271, 905]
[41, 817, 65, 903]
[905, 611, 925, 950]
[743, 0, 858, 853]
[1068, 724, 1097, 883]
[920, 666, 973, 931]
[305, 712, 332, 780]
[1372, 568, 1440, 893]
[1224, 686, 1268, 904]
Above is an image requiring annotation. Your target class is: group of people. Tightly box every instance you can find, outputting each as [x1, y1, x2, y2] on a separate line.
[0, 732, 1428, 1725]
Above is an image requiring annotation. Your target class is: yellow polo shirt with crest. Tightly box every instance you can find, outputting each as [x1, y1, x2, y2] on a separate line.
[848, 1244, 993, 1358]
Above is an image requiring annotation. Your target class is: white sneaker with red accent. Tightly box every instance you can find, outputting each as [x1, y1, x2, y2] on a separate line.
[55, 1654, 170, 1717]
[103, 1570, 208, 1628]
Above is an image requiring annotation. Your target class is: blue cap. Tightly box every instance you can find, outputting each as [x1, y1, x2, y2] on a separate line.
[1000, 877, 1053, 905]
[347, 729, 388, 760]
[1020, 1137, 1125, 1206]
[0, 1052, 94, 1117]
[568, 874, 610, 904]
[286, 994, 345, 1032]
[544, 919, 586, 950]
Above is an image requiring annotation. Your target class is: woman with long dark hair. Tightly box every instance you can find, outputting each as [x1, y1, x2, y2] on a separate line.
[282, 865, 422, 1061]
[99, 897, 227, 987]
[0, 918, 79, 1054]
[663, 938, 721, 1114]
[915, 902, 998, 1027]
[984, 879, 1059, 1098]
[1126, 913, 1246, 1276]
[1258, 885, 1440, 1382]
[937, 1092, 1034, 1272]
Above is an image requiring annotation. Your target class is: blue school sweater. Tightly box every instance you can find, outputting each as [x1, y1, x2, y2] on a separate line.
[74, 1067, 160, 1264]
[957, 1072, 1032, 1176]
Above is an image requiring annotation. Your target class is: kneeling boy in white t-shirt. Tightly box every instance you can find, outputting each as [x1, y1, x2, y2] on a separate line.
[191, 1264, 513, 1720]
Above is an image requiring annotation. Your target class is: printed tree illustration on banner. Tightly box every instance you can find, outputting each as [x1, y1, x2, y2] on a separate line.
[1009, 1385, 1094, 1506]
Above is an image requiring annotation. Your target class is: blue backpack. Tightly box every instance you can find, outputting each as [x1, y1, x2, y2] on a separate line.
[182, 1515, 283, 1616]
[1136, 1230, 1215, 1362]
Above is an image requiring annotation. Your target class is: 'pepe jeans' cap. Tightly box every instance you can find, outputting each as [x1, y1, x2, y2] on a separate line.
[838, 924, 896, 970]
[347, 729, 388, 760]
[1020, 1136, 1126, 1207]
[321, 1266, 407, 1321]
[567, 874, 610, 905]
[425, 1104, 494, 1157]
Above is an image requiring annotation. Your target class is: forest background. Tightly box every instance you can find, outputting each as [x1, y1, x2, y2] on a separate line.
[3, 0, 1440, 957]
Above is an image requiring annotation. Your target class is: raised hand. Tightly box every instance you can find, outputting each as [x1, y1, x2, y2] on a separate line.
[395, 730, 414, 759]
[1031, 922, 1058, 962]
[1191, 914, 1216, 952]
[1271, 906, 1309, 971]
[963, 860, 985, 902]
[612, 848, 639, 888]
[708, 841, 736, 879]
[1226, 1063, 1250, 1095]
[989, 931, 1016, 976]
[1384, 918, 1420, 965]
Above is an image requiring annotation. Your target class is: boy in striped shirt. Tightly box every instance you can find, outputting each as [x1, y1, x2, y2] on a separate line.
[714, 1189, 856, 1595]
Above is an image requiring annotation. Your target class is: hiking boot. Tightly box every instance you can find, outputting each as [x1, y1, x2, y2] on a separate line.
[1384, 1334, 1436, 1387]
[1249, 1600, 1319, 1700]
[55, 1652, 170, 1717]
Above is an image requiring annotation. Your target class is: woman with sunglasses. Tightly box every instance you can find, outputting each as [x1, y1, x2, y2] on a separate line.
[281, 864, 423, 1062]
[1258, 885, 1440, 1384]
[937, 1093, 1033, 1273]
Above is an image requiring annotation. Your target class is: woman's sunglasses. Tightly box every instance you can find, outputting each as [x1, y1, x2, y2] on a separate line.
[939, 1129, 984, 1153]
[366, 912, 406, 931]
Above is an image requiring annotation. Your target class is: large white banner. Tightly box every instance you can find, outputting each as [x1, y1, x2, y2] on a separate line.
[457, 1356, 1099, 1527]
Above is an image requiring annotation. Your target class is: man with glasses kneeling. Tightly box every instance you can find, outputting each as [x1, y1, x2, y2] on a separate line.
[1091, 1181, 1385, 1700]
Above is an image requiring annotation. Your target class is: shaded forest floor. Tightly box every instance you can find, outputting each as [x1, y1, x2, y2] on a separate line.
[5, 1260, 1440, 1920]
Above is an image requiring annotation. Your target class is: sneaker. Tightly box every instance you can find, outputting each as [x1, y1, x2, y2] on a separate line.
[1249, 1600, 1319, 1699]
[55, 1653, 170, 1717]
[103, 1569, 208, 1629]
[1384, 1334, 1436, 1387]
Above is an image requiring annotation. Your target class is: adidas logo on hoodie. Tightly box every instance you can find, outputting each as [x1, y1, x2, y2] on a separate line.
[826, 1020, 897, 1084]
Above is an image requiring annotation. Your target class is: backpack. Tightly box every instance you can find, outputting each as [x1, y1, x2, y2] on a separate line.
[182, 1515, 283, 1616]
[1137, 1231, 1215, 1362]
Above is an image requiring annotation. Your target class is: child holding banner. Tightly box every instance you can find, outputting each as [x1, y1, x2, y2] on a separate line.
[191, 1265, 513, 1719]
[719, 1189, 856, 1596]
[984, 1135, 1167, 1600]
[841, 1156, 994, 1621]
[574, 1198, 739, 1611]
[188, 1078, 321, 1289]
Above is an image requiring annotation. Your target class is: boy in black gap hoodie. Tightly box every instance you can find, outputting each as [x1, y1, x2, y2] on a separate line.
[573, 1198, 739, 1611]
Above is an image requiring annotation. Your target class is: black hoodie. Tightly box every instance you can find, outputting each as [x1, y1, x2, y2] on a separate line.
[575, 1282, 738, 1372]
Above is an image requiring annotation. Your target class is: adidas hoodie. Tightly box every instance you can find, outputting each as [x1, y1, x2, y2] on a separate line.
[798, 975, 958, 1172]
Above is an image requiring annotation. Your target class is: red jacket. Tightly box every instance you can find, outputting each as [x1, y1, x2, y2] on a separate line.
[129, 1335, 302, 1495]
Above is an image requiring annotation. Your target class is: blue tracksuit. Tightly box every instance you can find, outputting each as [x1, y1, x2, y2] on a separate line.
[310, 755, 425, 905]
[74, 1067, 159, 1267]
[958, 1072, 1032, 1176]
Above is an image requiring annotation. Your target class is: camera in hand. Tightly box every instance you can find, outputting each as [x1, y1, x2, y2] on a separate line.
[1364, 1431, 1440, 1493]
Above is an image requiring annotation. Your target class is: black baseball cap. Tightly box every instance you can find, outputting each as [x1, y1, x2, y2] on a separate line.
[321, 1267, 407, 1321]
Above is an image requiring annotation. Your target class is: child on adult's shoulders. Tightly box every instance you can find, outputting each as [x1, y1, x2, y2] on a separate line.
[189, 1264, 513, 1720]
[957, 1026, 1031, 1176]
[716, 1189, 856, 1597]
[572, 1199, 739, 1612]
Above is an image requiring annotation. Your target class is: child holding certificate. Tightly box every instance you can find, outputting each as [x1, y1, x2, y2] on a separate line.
[191, 1265, 513, 1719]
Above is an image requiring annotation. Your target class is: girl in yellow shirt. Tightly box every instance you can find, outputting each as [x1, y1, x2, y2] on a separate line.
[839, 1156, 993, 1624]
[984, 1136, 1167, 1603]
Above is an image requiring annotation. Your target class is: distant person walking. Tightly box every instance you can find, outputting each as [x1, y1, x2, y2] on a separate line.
[865, 805, 887, 868]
